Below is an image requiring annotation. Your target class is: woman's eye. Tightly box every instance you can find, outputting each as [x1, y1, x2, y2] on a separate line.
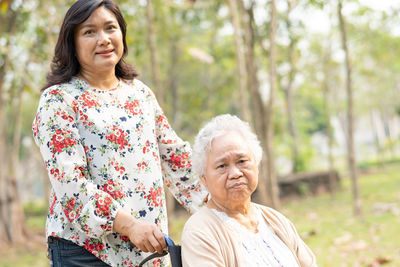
[217, 164, 225, 169]
[84, 30, 94, 35]
[107, 25, 117, 30]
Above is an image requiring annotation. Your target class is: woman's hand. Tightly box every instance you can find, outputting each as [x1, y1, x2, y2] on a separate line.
[128, 219, 166, 254]
[113, 209, 167, 254]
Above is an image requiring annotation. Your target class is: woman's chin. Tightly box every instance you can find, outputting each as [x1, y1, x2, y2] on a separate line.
[229, 192, 251, 203]
[93, 57, 120, 69]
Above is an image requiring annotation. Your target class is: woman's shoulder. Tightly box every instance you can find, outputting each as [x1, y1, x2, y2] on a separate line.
[123, 78, 145, 90]
[184, 206, 214, 224]
[38, 79, 93, 111]
[182, 206, 234, 248]
[253, 203, 299, 237]
[41, 78, 85, 99]
[125, 79, 157, 98]
[253, 203, 292, 224]
[182, 206, 222, 233]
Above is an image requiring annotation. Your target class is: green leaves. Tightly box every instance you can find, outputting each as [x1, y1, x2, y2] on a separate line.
[1, 0, 400, 176]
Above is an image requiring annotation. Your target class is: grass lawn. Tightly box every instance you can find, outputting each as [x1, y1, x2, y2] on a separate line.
[1, 164, 399, 266]
[0, 244, 48, 267]
[279, 164, 400, 266]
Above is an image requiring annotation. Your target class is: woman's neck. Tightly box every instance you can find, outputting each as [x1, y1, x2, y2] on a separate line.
[77, 69, 119, 91]
[208, 198, 259, 233]
[208, 198, 251, 216]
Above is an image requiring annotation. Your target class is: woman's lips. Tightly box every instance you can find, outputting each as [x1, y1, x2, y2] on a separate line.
[96, 49, 114, 56]
[231, 183, 246, 189]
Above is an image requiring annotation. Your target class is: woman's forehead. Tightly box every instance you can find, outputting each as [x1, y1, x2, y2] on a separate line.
[209, 133, 252, 158]
[79, 6, 117, 26]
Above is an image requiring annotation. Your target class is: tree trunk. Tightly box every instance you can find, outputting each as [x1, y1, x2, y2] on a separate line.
[338, 0, 361, 216]
[227, 0, 250, 123]
[6, 85, 28, 243]
[168, 35, 180, 127]
[0, 135, 12, 244]
[0, 6, 28, 244]
[36, 145, 51, 204]
[265, 0, 280, 209]
[283, 87, 300, 172]
[322, 40, 337, 193]
[282, 0, 300, 173]
[0, 7, 12, 243]
[146, 0, 164, 106]
[369, 110, 381, 160]
[237, 0, 269, 206]
[380, 111, 395, 158]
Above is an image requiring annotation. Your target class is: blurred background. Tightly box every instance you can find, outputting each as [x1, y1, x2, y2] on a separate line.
[0, 0, 399, 266]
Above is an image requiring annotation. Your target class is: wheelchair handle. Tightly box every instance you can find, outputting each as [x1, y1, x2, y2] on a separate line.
[137, 234, 176, 267]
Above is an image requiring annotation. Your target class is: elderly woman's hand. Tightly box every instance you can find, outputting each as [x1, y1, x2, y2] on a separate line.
[114, 209, 167, 254]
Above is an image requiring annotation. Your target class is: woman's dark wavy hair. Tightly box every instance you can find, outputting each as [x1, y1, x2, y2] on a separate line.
[42, 0, 137, 90]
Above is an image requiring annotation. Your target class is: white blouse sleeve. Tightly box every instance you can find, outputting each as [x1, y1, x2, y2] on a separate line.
[32, 86, 122, 239]
[144, 85, 208, 214]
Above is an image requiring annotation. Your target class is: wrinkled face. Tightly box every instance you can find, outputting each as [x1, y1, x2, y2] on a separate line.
[74, 6, 123, 74]
[201, 131, 259, 206]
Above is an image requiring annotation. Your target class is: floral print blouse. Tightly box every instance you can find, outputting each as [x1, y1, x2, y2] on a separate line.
[32, 77, 208, 267]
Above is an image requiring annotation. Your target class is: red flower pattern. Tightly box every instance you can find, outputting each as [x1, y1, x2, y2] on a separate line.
[79, 91, 100, 108]
[63, 197, 83, 222]
[156, 115, 170, 129]
[147, 186, 163, 207]
[84, 238, 105, 255]
[49, 129, 77, 153]
[106, 126, 130, 150]
[124, 99, 142, 115]
[169, 152, 190, 169]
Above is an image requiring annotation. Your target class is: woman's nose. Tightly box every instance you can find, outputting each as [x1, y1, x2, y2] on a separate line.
[228, 165, 242, 179]
[98, 31, 111, 45]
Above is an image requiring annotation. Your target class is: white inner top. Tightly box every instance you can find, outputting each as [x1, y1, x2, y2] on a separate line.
[211, 205, 300, 267]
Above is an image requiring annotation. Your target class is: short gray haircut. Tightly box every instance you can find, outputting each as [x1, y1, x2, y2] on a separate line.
[192, 114, 263, 177]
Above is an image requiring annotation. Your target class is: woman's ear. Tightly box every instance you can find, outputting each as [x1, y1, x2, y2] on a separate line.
[200, 175, 207, 188]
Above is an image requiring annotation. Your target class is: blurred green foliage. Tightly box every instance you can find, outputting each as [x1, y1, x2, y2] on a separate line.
[1, 0, 400, 202]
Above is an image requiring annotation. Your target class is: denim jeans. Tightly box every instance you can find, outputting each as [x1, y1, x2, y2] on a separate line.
[48, 236, 110, 267]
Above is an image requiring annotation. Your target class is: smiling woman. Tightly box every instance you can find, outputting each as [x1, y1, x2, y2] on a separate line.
[32, 0, 208, 266]
[74, 6, 123, 87]
[43, 0, 136, 91]
[181, 114, 317, 267]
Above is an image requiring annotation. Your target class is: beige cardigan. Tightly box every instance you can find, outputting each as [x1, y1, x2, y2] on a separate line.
[181, 203, 317, 267]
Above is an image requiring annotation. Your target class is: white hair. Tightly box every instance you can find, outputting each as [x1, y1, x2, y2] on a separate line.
[192, 114, 263, 177]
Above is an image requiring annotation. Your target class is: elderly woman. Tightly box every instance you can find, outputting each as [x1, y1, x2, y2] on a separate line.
[32, 0, 207, 266]
[181, 114, 317, 267]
